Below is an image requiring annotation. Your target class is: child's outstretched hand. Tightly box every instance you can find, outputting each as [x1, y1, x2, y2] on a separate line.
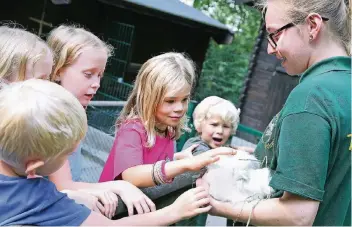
[81, 189, 118, 219]
[171, 186, 211, 220]
[185, 147, 236, 171]
[174, 144, 199, 160]
[107, 181, 156, 216]
[231, 145, 255, 153]
[195, 178, 226, 217]
[62, 189, 106, 216]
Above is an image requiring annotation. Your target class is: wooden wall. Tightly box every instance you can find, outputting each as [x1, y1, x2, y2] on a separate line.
[237, 24, 299, 143]
[0, 0, 211, 84]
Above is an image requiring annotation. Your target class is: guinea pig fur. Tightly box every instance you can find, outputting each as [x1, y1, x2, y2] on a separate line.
[202, 150, 274, 204]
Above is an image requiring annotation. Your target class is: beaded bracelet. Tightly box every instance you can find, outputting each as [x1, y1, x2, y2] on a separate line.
[152, 160, 174, 185]
[161, 160, 173, 183]
[151, 163, 159, 185]
[155, 161, 165, 185]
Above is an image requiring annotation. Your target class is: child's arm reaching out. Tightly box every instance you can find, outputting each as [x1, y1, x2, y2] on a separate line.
[49, 166, 156, 216]
[121, 147, 236, 188]
[81, 187, 212, 226]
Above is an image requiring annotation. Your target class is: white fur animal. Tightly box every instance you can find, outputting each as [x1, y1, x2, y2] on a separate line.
[202, 150, 274, 204]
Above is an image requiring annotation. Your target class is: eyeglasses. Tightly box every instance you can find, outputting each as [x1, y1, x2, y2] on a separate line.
[267, 17, 329, 49]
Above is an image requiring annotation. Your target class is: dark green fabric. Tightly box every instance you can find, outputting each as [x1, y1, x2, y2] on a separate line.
[183, 136, 212, 155]
[255, 56, 351, 226]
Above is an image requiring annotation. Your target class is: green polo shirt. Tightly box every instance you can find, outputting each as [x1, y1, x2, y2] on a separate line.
[255, 56, 351, 226]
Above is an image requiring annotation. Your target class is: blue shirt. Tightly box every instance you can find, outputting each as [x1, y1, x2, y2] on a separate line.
[0, 174, 91, 226]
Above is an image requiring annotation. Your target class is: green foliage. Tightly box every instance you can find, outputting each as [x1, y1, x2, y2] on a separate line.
[193, 0, 262, 106]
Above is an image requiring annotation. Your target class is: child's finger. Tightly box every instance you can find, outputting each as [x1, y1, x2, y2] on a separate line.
[126, 202, 134, 216]
[195, 205, 212, 214]
[134, 202, 144, 214]
[194, 197, 211, 207]
[145, 197, 156, 212]
[96, 201, 105, 215]
[108, 192, 117, 219]
[140, 198, 151, 213]
[194, 191, 209, 200]
[211, 148, 236, 156]
[202, 156, 220, 166]
[195, 178, 203, 187]
[190, 186, 205, 194]
[100, 193, 111, 218]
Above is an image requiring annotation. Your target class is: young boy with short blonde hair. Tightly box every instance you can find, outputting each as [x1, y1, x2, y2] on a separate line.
[183, 96, 241, 154]
[0, 79, 89, 225]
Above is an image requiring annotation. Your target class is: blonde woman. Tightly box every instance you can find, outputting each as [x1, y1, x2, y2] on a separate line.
[99, 53, 235, 188]
[0, 25, 53, 83]
[198, 0, 351, 226]
[47, 25, 155, 219]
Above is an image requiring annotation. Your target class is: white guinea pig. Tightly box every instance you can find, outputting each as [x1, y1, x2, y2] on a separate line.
[202, 150, 274, 204]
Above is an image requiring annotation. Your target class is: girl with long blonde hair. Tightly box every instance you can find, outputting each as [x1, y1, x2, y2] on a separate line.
[100, 52, 235, 188]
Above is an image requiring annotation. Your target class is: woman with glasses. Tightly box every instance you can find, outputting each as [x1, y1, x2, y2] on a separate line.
[197, 0, 351, 226]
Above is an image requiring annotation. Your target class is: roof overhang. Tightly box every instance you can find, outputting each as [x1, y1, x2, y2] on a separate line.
[98, 0, 234, 44]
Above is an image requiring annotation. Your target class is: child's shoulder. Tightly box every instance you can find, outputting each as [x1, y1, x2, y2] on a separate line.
[184, 136, 203, 147]
[0, 175, 56, 196]
[183, 136, 212, 154]
[119, 118, 146, 133]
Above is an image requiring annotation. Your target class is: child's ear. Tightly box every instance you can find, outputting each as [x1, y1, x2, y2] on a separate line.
[25, 160, 45, 177]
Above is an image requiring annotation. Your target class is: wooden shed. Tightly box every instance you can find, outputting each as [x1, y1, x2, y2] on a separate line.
[1, 0, 233, 84]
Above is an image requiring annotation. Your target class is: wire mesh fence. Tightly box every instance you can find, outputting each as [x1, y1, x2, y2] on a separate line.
[79, 21, 135, 182]
[80, 101, 125, 182]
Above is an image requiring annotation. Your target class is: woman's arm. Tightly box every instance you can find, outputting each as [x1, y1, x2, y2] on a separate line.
[122, 147, 236, 188]
[210, 191, 319, 226]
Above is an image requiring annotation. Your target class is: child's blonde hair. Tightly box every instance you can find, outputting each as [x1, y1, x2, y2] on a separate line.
[117, 52, 196, 147]
[0, 79, 87, 168]
[0, 25, 52, 82]
[193, 96, 241, 135]
[47, 24, 113, 81]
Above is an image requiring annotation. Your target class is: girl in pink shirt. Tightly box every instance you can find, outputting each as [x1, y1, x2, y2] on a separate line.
[100, 52, 235, 190]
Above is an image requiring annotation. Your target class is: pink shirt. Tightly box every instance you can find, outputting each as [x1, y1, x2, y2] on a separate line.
[99, 119, 175, 182]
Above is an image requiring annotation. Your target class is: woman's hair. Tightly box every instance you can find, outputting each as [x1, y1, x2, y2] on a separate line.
[257, 0, 351, 55]
[117, 52, 197, 147]
[47, 24, 113, 81]
[0, 25, 52, 82]
[193, 96, 241, 135]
